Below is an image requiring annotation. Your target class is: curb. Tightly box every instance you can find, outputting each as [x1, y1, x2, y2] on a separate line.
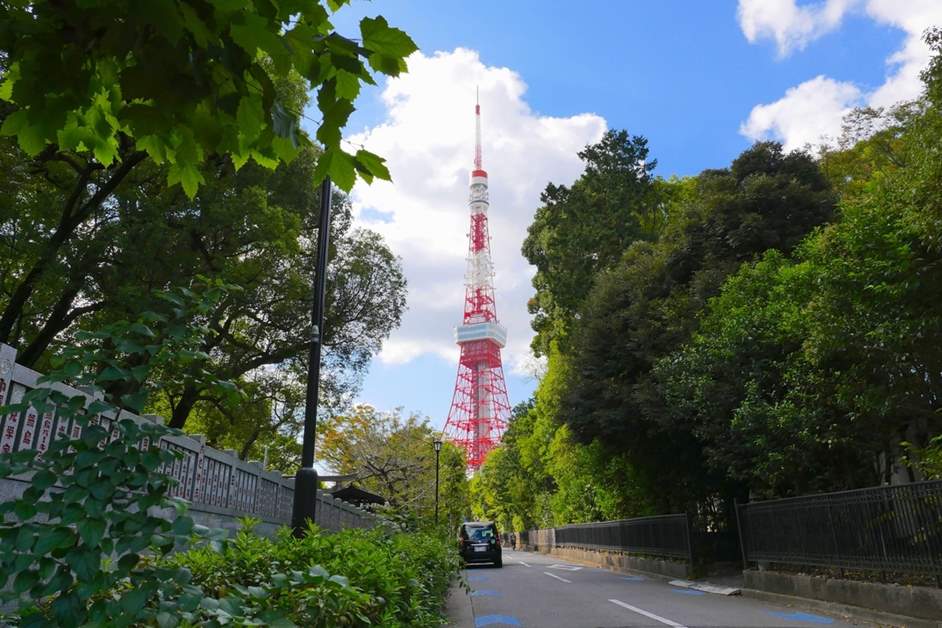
[669, 578, 741, 596]
[741, 587, 939, 628]
[445, 582, 475, 628]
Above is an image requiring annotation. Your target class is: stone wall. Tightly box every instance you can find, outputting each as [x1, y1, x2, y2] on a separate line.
[0, 342, 380, 534]
[744, 569, 942, 622]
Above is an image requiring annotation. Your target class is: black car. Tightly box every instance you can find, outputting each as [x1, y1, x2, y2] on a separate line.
[458, 521, 502, 567]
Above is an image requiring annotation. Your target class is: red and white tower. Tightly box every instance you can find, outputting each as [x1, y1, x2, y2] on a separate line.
[443, 94, 511, 471]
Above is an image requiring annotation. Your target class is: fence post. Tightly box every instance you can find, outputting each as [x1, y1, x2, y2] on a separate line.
[825, 496, 845, 578]
[734, 499, 748, 571]
[684, 512, 695, 575]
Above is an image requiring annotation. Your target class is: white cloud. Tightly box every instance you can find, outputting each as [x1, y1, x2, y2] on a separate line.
[346, 48, 606, 376]
[738, 0, 854, 56]
[739, 0, 942, 150]
[739, 75, 862, 151]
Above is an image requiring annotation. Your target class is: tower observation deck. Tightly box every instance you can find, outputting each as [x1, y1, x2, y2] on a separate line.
[442, 95, 511, 471]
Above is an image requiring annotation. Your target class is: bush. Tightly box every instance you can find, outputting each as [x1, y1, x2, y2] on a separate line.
[167, 521, 460, 627]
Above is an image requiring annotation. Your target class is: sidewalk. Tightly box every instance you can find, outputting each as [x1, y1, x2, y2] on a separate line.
[445, 581, 474, 628]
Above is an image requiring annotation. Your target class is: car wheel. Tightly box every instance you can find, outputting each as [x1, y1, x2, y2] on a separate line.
[494, 556, 502, 568]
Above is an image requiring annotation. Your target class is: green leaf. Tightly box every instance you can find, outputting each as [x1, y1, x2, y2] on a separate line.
[77, 519, 106, 547]
[14, 570, 38, 594]
[172, 516, 194, 536]
[0, 110, 27, 136]
[334, 70, 360, 101]
[0, 63, 18, 101]
[360, 16, 418, 58]
[97, 366, 128, 382]
[167, 162, 205, 199]
[14, 501, 37, 520]
[121, 390, 149, 412]
[120, 585, 151, 616]
[237, 96, 265, 144]
[15, 526, 35, 551]
[355, 149, 391, 182]
[35, 527, 74, 555]
[313, 148, 356, 191]
[247, 585, 267, 599]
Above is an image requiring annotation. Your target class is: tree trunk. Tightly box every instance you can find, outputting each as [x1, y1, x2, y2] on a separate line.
[0, 151, 146, 343]
[17, 282, 102, 367]
[169, 384, 200, 429]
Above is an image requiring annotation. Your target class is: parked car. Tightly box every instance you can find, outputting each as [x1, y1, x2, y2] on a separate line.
[458, 521, 502, 567]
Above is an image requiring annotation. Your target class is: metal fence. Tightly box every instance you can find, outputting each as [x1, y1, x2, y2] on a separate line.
[511, 513, 692, 562]
[0, 343, 381, 532]
[736, 481, 942, 577]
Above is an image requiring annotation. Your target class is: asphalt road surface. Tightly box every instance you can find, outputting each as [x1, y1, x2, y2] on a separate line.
[458, 549, 864, 628]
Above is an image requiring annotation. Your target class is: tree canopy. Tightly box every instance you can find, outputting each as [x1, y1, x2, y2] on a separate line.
[472, 28, 942, 530]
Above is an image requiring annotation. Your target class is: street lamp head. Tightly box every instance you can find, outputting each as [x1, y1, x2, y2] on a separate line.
[433, 439, 443, 452]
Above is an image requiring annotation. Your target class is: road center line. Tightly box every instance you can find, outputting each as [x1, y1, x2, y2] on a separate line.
[543, 571, 572, 583]
[608, 599, 687, 628]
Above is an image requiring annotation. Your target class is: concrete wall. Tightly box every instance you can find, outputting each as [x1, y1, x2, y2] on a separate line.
[744, 569, 942, 621]
[510, 536, 691, 580]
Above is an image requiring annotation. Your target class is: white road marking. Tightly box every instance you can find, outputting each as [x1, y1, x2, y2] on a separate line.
[609, 599, 687, 628]
[543, 571, 572, 583]
[548, 563, 583, 571]
[517, 560, 531, 567]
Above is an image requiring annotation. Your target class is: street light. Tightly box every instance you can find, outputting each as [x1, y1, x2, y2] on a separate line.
[433, 439, 443, 525]
[292, 176, 333, 537]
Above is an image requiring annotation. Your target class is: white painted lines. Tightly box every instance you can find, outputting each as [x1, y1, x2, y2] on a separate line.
[547, 563, 582, 571]
[517, 560, 531, 567]
[608, 599, 687, 628]
[543, 571, 572, 583]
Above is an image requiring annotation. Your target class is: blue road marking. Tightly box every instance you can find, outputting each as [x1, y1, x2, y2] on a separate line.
[467, 575, 489, 583]
[670, 588, 705, 596]
[621, 575, 646, 582]
[471, 589, 501, 597]
[768, 611, 834, 624]
[475, 615, 521, 627]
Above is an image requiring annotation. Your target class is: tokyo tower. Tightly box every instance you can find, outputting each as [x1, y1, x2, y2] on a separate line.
[442, 94, 511, 471]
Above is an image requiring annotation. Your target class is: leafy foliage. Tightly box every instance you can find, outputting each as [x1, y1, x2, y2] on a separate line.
[482, 29, 942, 532]
[169, 522, 460, 627]
[0, 285, 230, 626]
[522, 130, 658, 354]
[0, 0, 416, 196]
[319, 405, 469, 528]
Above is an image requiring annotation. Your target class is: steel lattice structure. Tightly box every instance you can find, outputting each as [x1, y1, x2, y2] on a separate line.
[442, 95, 510, 470]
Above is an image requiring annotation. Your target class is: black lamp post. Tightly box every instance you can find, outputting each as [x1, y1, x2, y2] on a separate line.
[292, 176, 333, 537]
[433, 439, 443, 525]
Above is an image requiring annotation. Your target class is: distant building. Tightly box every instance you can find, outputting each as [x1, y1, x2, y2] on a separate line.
[330, 484, 387, 509]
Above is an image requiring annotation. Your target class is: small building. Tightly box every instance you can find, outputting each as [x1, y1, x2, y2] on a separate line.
[330, 484, 387, 509]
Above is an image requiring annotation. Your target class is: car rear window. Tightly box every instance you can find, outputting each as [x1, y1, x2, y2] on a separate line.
[463, 525, 496, 541]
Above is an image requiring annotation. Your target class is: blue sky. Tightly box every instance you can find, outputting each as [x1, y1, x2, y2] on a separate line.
[316, 0, 939, 431]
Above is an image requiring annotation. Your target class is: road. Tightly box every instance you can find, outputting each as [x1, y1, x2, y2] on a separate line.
[454, 549, 864, 627]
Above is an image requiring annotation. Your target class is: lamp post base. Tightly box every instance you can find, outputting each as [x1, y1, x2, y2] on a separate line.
[292, 466, 319, 537]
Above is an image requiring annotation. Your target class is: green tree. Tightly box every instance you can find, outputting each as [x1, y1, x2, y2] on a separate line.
[318, 406, 469, 526]
[563, 141, 835, 510]
[0, 0, 416, 347]
[522, 130, 658, 355]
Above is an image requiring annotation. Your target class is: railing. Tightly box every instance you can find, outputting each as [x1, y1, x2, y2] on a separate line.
[0, 343, 381, 532]
[513, 513, 692, 562]
[736, 481, 942, 577]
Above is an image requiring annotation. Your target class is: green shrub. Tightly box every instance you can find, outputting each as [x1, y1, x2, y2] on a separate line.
[0, 285, 232, 627]
[169, 521, 460, 627]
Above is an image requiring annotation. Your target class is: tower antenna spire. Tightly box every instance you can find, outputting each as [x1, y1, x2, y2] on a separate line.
[474, 87, 483, 171]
